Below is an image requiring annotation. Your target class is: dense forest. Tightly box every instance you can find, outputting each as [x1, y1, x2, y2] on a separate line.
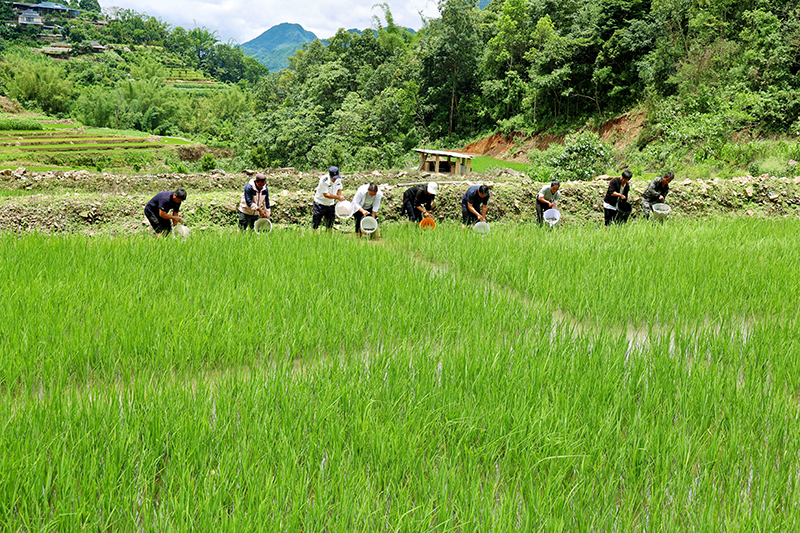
[0, 0, 798, 175]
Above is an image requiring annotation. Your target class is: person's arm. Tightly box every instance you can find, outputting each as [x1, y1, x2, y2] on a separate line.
[323, 183, 344, 201]
[415, 189, 431, 216]
[538, 191, 555, 208]
[158, 209, 182, 225]
[612, 181, 626, 200]
[480, 204, 488, 221]
[536, 189, 553, 209]
[260, 187, 271, 218]
[537, 189, 548, 205]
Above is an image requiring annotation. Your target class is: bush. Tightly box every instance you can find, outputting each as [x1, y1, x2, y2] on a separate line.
[199, 153, 217, 171]
[250, 145, 268, 168]
[548, 131, 612, 181]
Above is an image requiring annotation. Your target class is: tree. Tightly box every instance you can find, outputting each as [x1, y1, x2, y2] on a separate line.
[187, 27, 219, 69]
[417, 0, 484, 136]
[79, 0, 102, 13]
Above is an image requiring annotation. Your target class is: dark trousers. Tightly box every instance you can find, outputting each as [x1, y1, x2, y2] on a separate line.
[312, 202, 335, 229]
[604, 208, 630, 226]
[403, 200, 423, 222]
[238, 211, 260, 230]
[462, 204, 478, 225]
[535, 201, 547, 225]
[144, 208, 171, 234]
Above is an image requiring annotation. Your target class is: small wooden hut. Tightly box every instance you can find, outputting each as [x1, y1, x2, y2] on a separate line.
[413, 149, 473, 175]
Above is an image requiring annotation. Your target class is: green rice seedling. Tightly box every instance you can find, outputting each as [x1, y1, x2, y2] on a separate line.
[1, 219, 799, 530]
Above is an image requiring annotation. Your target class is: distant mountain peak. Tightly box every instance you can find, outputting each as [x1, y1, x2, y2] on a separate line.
[242, 23, 318, 52]
[239, 23, 319, 72]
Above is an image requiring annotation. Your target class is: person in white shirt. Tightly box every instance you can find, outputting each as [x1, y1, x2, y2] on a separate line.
[351, 183, 382, 236]
[312, 166, 345, 230]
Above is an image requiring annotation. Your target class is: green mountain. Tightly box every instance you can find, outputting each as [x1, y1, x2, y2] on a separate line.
[240, 23, 318, 73]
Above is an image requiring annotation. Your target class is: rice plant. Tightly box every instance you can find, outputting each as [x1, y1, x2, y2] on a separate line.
[1, 220, 799, 530]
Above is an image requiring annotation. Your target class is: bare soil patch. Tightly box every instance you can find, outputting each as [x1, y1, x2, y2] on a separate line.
[462, 112, 647, 161]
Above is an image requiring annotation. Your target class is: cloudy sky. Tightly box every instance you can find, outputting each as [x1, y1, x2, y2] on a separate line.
[104, 0, 441, 44]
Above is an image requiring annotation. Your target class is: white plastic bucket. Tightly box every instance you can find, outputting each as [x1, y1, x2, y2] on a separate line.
[172, 224, 190, 239]
[254, 218, 272, 233]
[335, 201, 353, 219]
[652, 203, 671, 221]
[473, 221, 490, 234]
[543, 209, 560, 227]
[361, 216, 378, 234]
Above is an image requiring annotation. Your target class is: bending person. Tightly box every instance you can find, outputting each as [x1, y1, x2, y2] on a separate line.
[536, 180, 560, 225]
[461, 184, 490, 229]
[602, 170, 632, 226]
[237, 172, 270, 231]
[352, 183, 382, 236]
[144, 189, 186, 237]
[312, 166, 345, 230]
[402, 182, 437, 222]
[641, 171, 673, 219]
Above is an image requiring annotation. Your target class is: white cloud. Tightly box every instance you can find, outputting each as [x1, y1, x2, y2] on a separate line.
[105, 0, 440, 44]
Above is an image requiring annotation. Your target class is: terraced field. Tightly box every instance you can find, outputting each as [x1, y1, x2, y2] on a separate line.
[0, 122, 196, 171]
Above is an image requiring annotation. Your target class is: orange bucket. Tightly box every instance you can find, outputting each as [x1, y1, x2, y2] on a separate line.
[419, 217, 436, 230]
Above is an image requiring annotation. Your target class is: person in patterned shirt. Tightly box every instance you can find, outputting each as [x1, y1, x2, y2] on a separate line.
[641, 171, 674, 219]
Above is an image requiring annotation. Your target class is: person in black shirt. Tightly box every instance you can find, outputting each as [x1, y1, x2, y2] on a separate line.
[402, 182, 438, 222]
[461, 184, 489, 228]
[602, 171, 632, 226]
[144, 189, 186, 236]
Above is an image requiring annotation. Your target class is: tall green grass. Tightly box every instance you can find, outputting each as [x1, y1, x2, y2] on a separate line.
[1, 221, 799, 530]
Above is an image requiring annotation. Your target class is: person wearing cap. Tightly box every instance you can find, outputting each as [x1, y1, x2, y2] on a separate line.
[312, 166, 345, 230]
[536, 181, 560, 225]
[237, 172, 271, 231]
[402, 182, 437, 222]
[352, 182, 382, 236]
[461, 184, 490, 229]
[603, 170, 632, 226]
[144, 188, 186, 236]
[641, 171, 674, 219]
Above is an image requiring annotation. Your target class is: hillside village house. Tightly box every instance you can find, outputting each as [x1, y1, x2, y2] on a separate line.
[12, 2, 80, 19]
[17, 9, 43, 26]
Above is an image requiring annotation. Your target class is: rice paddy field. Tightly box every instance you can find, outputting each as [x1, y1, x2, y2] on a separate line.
[2, 219, 800, 530]
[0, 122, 194, 171]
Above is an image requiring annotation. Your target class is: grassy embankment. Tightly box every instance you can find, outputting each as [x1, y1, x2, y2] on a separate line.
[1, 220, 799, 530]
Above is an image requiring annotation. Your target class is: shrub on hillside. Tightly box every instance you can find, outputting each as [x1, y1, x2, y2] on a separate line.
[548, 131, 612, 181]
[199, 153, 216, 171]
